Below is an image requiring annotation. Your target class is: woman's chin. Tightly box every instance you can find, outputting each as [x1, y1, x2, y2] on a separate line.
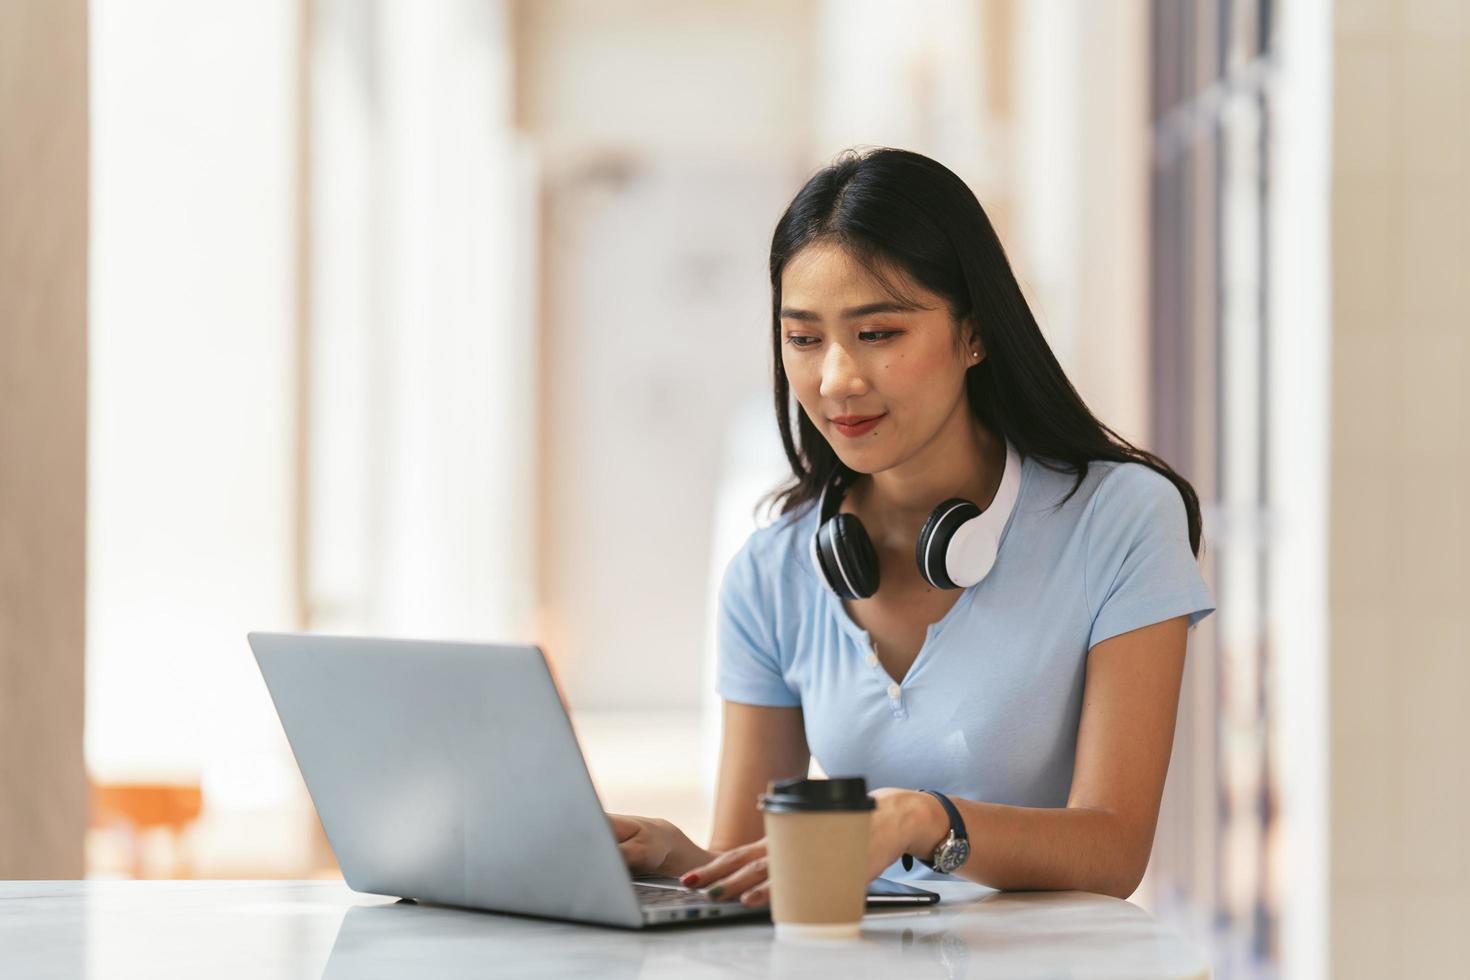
[830, 445, 895, 474]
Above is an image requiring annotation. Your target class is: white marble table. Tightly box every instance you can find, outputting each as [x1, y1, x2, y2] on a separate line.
[0, 879, 1211, 979]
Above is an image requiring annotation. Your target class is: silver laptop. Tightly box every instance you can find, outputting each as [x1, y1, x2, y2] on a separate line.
[247, 632, 937, 929]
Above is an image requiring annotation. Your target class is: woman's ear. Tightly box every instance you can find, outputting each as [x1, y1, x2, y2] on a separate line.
[961, 316, 985, 363]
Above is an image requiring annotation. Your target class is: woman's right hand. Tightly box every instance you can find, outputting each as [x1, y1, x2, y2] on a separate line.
[607, 813, 706, 877]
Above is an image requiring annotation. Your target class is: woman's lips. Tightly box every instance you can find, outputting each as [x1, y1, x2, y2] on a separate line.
[831, 414, 886, 437]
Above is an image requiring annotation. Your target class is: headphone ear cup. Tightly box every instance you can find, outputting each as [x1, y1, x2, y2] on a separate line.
[915, 498, 981, 590]
[942, 518, 1001, 588]
[821, 513, 879, 599]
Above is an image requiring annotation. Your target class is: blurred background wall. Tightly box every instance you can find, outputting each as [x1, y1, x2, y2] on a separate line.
[1328, 2, 1470, 974]
[0, 0, 89, 879]
[4, 1, 1470, 978]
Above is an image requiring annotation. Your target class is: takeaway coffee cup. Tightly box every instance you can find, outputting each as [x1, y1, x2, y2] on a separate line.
[758, 776, 875, 939]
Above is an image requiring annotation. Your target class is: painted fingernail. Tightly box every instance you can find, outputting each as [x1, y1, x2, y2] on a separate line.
[706, 885, 724, 899]
[681, 872, 699, 886]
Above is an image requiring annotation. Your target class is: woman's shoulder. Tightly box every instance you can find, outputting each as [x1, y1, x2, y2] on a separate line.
[1087, 458, 1182, 517]
[1037, 457, 1186, 552]
[728, 499, 822, 590]
[1023, 454, 1175, 515]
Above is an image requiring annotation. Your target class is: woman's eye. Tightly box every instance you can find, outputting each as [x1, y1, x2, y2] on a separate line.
[784, 331, 899, 349]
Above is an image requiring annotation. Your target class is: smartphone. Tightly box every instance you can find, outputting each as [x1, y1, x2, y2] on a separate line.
[865, 876, 941, 906]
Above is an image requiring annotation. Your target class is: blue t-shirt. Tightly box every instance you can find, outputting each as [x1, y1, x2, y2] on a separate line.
[715, 453, 1217, 881]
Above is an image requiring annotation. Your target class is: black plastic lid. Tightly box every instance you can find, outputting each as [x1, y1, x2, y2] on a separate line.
[758, 776, 876, 813]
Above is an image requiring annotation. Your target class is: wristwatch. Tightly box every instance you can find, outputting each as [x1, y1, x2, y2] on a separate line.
[902, 789, 970, 874]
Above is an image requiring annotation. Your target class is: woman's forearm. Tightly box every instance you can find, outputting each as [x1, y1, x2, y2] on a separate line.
[901, 790, 1148, 899]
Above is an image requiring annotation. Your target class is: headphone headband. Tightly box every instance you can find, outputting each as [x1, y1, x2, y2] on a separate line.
[935, 437, 1021, 588]
[815, 463, 848, 524]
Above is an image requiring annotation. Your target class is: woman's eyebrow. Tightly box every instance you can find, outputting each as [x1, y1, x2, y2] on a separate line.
[779, 301, 921, 321]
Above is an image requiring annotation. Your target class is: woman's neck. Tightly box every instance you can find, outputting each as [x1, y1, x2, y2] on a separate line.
[846, 407, 1006, 552]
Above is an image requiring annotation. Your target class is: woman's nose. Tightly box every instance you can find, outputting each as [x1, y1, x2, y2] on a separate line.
[818, 344, 869, 399]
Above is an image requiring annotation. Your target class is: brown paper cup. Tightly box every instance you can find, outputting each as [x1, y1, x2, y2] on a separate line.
[761, 808, 871, 939]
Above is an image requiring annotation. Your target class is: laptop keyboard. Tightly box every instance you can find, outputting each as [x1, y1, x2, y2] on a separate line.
[633, 880, 718, 909]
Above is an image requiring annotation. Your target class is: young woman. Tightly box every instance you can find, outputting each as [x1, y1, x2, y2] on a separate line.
[609, 147, 1215, 907]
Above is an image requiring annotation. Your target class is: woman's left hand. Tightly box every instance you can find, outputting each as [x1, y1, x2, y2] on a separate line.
[679, 787, 938, 908]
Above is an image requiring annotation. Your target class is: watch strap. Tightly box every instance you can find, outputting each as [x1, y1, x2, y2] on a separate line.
[902, 789, 968, 871]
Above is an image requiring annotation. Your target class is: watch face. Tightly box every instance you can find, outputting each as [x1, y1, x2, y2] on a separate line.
[933, 835, 970, 874]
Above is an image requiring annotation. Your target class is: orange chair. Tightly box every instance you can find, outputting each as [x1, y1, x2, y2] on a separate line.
[89, 781, 203, 879]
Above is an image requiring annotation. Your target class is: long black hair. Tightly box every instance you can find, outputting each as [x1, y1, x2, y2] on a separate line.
[759, 147, 1204, 559]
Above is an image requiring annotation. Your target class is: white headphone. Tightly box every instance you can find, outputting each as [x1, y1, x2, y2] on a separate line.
[808, 437, 1022, 600]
